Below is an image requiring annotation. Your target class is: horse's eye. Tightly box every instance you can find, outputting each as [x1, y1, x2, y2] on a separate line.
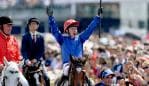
[9, 70, 14, 74]
[9, 70, 18, 74]
[15, 71, 18, 73]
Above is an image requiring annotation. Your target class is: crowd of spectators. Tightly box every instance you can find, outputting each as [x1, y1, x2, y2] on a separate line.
[44, 33, 149, 85]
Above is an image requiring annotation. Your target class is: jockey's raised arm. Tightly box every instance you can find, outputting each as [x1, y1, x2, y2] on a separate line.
[79, 16, 100, 43]
[48, 16, 63, 45]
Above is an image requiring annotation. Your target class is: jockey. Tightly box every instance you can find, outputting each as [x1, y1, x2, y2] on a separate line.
[47, 6, 101, 85]
[0, 16, 29, 86]
[0, 16, 21, 71]
[21, 18, 50, 86]
[21, 18, 44, 62]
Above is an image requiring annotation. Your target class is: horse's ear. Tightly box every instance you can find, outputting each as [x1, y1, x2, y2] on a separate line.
[70, 55, 75, 62]
[3, 56, 9, 66]
[82, 56, 88, 65]
[84, 56, 88, 62]
[70, 55, 72, 61]
[18, 59, 24, 68]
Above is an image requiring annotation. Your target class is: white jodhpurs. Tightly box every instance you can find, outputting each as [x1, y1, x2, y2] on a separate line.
[63, 63, 70, 76]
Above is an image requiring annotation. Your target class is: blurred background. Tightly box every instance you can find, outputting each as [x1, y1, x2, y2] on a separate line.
[0, 0, 148, 38]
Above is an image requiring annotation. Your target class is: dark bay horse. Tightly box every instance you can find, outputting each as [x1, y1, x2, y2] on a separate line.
[23, 61, 45, 86]
[68, 56, 89, 86]
[55, 56, 90, 86]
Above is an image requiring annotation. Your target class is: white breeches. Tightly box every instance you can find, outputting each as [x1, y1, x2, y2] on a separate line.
[63, 63, 70, 76]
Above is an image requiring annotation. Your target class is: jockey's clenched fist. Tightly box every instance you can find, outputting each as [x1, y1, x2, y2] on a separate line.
[25, 59, 31, 66]
[47, 6, 53, 16]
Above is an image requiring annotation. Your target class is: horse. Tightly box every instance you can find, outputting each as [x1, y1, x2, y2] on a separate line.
[1, 57, 29, 86]
[55, 56, 90, 86]
[23, 60, 46, 86]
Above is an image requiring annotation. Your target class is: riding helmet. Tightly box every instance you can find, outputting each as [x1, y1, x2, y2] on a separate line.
[64, 19, 79, 32]
[28, 18, 40, 25]
[0, 16, 13, 25]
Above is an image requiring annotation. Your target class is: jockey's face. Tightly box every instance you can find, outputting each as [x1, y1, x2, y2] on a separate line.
[29, 22, 39, 32]
[68, 26, 78, 37]
[2, 23, 12, 35]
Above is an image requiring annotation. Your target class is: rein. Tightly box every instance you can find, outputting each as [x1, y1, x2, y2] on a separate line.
[28, 69, 41, 74]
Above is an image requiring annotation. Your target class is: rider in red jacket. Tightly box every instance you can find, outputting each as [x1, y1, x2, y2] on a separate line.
[0, 16, 21, 70]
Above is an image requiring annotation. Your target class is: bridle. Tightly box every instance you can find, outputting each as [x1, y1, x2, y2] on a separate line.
[68, 58, 86, 86]
[25, 61, 44, 86]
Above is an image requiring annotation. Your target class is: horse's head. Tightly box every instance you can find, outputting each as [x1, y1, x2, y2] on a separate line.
[70, 56, 87, 73]
[69, 56, 88, 86]
[25, 60, 44, 86]
[2, 57, 29, 86]
[27, 60, 41, 72]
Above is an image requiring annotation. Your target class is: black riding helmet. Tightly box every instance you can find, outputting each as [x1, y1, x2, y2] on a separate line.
[28, 18, 40, 25]
[0, 16, 13, 25]
[25, 18, 40, 32]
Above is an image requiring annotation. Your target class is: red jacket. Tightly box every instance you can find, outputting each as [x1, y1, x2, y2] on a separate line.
[0, 33, 21, 64]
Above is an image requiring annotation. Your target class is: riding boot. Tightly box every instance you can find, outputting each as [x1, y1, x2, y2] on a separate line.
[43, 73, 50, 86]
[44, 77, 50, 86]
[57, 75, 68, 86]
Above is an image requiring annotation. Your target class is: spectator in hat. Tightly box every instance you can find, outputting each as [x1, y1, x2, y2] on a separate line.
[95, 68, 115, 86]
